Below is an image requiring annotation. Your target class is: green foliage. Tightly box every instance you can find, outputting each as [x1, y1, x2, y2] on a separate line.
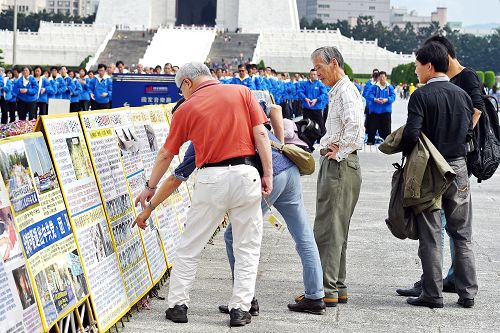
[390, 62, 418, 85]
[79, 55, 92, 69]
[0, 9, 95, 32]
[344, 63, 353, 80]
[300, 17, 500, 74]
[484, 71, 496, 88]
[476, 71, 485, 83]
[257, 60, 265, 70]
[0, 48, 4, 66]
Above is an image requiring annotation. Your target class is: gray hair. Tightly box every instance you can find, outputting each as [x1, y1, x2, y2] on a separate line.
[311, 46, 344, 69]
[175, 62, 211, 88]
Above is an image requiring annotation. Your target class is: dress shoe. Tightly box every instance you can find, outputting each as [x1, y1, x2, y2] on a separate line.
[407, 297, 443, 309]
[339, 295, 348, 304]
[165, 304, 188, 323]
[218, 298, 259, 316]
[442, 278, 457, 293]
[229, 308, 251, 327]
[457, 298, 474, 308]
[288, 297, 326, 315]
[396, 280, 422, 297]
[296, 294, 338, 307]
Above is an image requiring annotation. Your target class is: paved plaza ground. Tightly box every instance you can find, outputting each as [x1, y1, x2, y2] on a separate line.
[121, 100, 500, 332]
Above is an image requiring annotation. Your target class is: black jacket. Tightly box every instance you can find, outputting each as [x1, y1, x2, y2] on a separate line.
[402, 80, 474, 159]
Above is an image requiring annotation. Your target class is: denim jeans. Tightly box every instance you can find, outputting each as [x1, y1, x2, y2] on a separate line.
[224, 166, 325, 299]
[441, 210, 456, 281]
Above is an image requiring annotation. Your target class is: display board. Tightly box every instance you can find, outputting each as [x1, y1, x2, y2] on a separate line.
[0, 172, 43, 333]
[79, 110, 154, 304]
[0, 133, 88, 332]
[40, 114, 129, 332]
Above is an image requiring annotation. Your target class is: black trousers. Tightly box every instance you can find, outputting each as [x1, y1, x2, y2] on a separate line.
[70, 102, 82, 113]
[37, 102, 48, 117]
[80, 100, 90, 111]
[2, 101, 17, 123]
[17, 100, 36, 121]
[303, 108, 326, 137]
[366, 112, 391, 144]
[93, 102, 111, 110]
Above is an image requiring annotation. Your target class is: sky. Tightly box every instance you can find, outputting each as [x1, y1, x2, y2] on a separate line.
[391, 0, 500, 26]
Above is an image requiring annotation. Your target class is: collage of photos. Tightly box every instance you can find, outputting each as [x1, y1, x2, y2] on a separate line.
[24, 136, 59, 195]
[111, 214, 135, 247]
[118, 239, 143, 273]
[105, 193, 132, 220]
[65, 136, 92, 181]
[0, 140, 39, 214]
[12, 264, 36, 310]
[88, 220, 114, 263]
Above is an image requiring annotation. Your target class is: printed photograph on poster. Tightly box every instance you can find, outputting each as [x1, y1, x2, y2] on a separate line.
[111, 215, 134, 247]
[0, 141, 39, 213]
[34, 268, 58, 323]
[144, 124, 158, 152]
[0, 206, 21, 262]
[12, 265, 36, 310]
[89, 220, 114, 262]
[115, 127, 141, 156]
[119, 239, 142, 272]
[44, 261, 77, 315]
[68, 250, 89, 299]
[25, 136, 58, 194]
[105, 193, 132, 219]
[66, 136, 91, 180]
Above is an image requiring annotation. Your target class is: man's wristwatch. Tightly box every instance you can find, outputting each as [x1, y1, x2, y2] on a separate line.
[145, 180, 157, 191]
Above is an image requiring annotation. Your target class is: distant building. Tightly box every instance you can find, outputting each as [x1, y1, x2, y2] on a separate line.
[297, 0, 391, 26]
[0, 0, 45, 14]
[390, 6, 447, 29]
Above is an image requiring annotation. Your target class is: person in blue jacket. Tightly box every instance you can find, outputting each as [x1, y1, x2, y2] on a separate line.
[89, 63, 113, 110]
[14, 66, 39, 120]
[230, 64, 256, 90]
[0, 67, 5, 123]
[366, 71, 396, 143]
[59, 66, 74, 101]
[297, 69, 328, 136]
[68, 70, 83, 113]
[47, 66, 62, 100]
[78, 68, 91, 111]
[248, 64, 267, 91]
[2, 70, 17, 123]
[33, 66, 52, 117]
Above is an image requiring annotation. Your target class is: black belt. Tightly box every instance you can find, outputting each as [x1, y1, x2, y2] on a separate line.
[320, 149, 357, 156]
[201, 156, 257, 169]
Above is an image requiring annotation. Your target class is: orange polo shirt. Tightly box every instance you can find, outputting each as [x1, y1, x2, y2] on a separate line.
[164, 80, 267, 168]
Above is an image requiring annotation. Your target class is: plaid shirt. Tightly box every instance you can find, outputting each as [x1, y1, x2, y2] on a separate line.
[320, 75, 365, 161]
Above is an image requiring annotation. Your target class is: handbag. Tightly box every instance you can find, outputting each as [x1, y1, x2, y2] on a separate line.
[270, 141, 315, 175]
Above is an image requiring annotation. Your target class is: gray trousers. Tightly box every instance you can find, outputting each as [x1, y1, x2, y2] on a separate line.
[417, 158, 478, 301]
[314, 154, 362, 299]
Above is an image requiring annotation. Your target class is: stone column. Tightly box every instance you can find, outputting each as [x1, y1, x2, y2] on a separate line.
[165, 0, 177, 27]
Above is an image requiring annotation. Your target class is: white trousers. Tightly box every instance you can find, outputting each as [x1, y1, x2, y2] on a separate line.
[167, 164, 263, 311]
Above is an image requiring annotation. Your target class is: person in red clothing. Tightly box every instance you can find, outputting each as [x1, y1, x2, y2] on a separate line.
[135, 62, 272, 327]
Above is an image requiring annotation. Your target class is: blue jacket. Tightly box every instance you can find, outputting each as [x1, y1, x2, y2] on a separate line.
[70, 78, 82, 103]
[366, 83, 396, 114]
[79, 77, 91, 101]
[15, 76, 39, 103]
[47, 76, 61, 99]
[36, 77, 53, 103]
[230, 76, 256, 90]
[90, 75, 112, 104]
[362, 79, 376, 109]
[297, 79, 328, 110]
[59, 75, 74, 100]
[0, 76, 4, 98]
[3, 79, 16, 102]
[251, 75, 267, 91]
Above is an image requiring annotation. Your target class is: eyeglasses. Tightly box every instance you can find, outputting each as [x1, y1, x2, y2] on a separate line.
[239, 70, 245, 73]
[178, 80, 185, 96]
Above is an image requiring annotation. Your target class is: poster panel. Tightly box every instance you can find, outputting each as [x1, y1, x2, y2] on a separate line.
[0, 171, 43, 333]
[79, 110, 153, 303]
[0, 133, 88, 331]
[40, 114, 130, 332]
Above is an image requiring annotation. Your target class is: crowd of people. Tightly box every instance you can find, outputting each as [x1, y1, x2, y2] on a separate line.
[127, 33, 492, 328]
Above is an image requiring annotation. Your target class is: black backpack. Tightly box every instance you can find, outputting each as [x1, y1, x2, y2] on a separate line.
[295, 118, 322, 152]
[467, 95, 500, 182]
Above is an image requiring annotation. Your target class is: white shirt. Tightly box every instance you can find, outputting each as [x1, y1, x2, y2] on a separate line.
[320, 75, 365, 162]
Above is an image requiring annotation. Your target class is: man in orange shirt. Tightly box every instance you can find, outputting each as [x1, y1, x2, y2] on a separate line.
[135, 62, 272, 327]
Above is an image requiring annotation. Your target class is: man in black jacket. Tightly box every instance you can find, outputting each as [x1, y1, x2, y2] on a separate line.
[401, 42, 478, 309]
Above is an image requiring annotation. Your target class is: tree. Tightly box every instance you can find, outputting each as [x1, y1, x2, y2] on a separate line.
[484, 71, 496, 88]
[0, 48, 4, 66]
[344, 63, 353, 80]
[390, 62, 418, 85]
[476, 71, 485, 84]
[0, 9, 95, 32]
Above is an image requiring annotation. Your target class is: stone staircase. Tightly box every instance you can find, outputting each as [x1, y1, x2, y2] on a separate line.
[95, 30, 154, 68]
[206, 32, 259, 68]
